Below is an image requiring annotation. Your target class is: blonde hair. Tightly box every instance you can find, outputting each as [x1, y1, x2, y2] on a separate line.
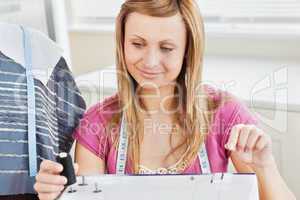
[114, 0, 216, 173]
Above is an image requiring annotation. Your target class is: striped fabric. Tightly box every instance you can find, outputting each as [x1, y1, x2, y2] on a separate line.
[0, 49, 86, 194]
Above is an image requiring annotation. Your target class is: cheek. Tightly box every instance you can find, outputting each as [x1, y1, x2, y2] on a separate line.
[124, 45, 142, 81]
[164, 57, 184, 78]
[124, 44, 141, 69]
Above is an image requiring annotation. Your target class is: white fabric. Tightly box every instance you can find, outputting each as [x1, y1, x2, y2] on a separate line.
[0, 22, 63, 85]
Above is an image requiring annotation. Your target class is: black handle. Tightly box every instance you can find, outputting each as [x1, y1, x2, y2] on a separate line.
[57, 152, 77, 186]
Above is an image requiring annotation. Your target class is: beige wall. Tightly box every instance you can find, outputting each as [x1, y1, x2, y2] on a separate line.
[69, 31, 116, 76]
[69, 31, 300, 76]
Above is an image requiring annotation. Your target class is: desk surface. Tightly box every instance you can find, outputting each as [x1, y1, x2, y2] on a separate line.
[60, 174, 259, 200]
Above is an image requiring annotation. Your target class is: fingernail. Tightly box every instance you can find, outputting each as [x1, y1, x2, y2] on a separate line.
[62, 176, 68, 184]
[225, 144, 231, 150]
[58, 164, 63, 172]
[225, 143, 234, 151]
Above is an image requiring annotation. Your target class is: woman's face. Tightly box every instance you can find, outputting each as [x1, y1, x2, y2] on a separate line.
[124, 12, 187, 89]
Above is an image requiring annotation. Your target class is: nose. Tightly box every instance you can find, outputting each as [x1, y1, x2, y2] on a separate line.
[143, 48, 160, 69]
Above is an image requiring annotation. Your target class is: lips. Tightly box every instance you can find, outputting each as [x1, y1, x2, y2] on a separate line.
[138, 68, 162, 79]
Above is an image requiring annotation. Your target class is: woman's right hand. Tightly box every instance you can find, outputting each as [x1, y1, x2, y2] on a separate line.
[34, 160, 78, 200]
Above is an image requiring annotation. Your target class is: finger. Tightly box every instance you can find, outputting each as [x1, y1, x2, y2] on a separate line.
[237, 125, 255, 152]
[40, 160, 63, 174]
[34, 182, 65, 193]
[254, 134, 270, 151]
[35, 172, 67, 185]
[74, 163, 79, 175]
[38, 192, 61, 200]
[245, 127, 262, 152]
[225, 124, 243, 151]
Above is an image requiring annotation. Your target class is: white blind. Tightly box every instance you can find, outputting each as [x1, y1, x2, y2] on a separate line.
[0, 0, 21, 15]
[197, 0, 300, 21]
[69, 0, 300, 35]
[70, 0, 300, 20]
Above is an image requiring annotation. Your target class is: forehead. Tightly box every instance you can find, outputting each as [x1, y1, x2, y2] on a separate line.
[125, 12, 186, 42]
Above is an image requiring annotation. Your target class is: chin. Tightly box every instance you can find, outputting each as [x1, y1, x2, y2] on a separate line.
[136, 79, 174, 89]
[137, 80, 161, 89]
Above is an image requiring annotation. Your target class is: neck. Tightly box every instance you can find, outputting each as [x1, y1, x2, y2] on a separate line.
[136, 84, 179, 116]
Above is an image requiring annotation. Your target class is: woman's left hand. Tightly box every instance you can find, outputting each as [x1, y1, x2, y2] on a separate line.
[225, 124, 275, 170]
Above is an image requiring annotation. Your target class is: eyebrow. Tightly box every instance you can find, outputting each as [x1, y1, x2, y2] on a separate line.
[131, 34, 146, 41]
[130, 34, 177, 47]
[160, 40, 177, 48]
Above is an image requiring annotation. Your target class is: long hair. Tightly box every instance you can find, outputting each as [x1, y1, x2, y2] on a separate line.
[114, 0, 216, 173]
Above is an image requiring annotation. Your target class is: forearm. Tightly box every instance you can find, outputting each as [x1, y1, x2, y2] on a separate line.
[253, 158, 296, 200]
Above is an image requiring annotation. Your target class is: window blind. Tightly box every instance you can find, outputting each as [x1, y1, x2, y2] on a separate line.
[0, 0, 21, 15]
[70, 0, 123, 19]
[69, 0, 300, 35]
[70, 0, 300, 20]
[197, 0, 300, 22]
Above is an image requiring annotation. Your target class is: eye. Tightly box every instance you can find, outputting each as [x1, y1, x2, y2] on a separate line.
[161, 47, 173, 52]
[132, 42, 143, 48]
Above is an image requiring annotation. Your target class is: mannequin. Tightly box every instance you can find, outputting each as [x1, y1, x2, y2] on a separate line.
[0, 22, 63, 85]
[0, 23, 86, 197]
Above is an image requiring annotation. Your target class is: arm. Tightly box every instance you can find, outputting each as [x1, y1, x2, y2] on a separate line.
[74, 141, 106, 175]
[34, 143, 106, 200]
[231, 152, 296, 200]
[227, 124, 296, 200]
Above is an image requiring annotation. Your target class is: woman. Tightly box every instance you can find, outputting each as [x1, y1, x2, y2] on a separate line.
[34, 0, 296, 199]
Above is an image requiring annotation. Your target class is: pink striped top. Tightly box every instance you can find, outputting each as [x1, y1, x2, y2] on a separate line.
[73, 87, 257, 174]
